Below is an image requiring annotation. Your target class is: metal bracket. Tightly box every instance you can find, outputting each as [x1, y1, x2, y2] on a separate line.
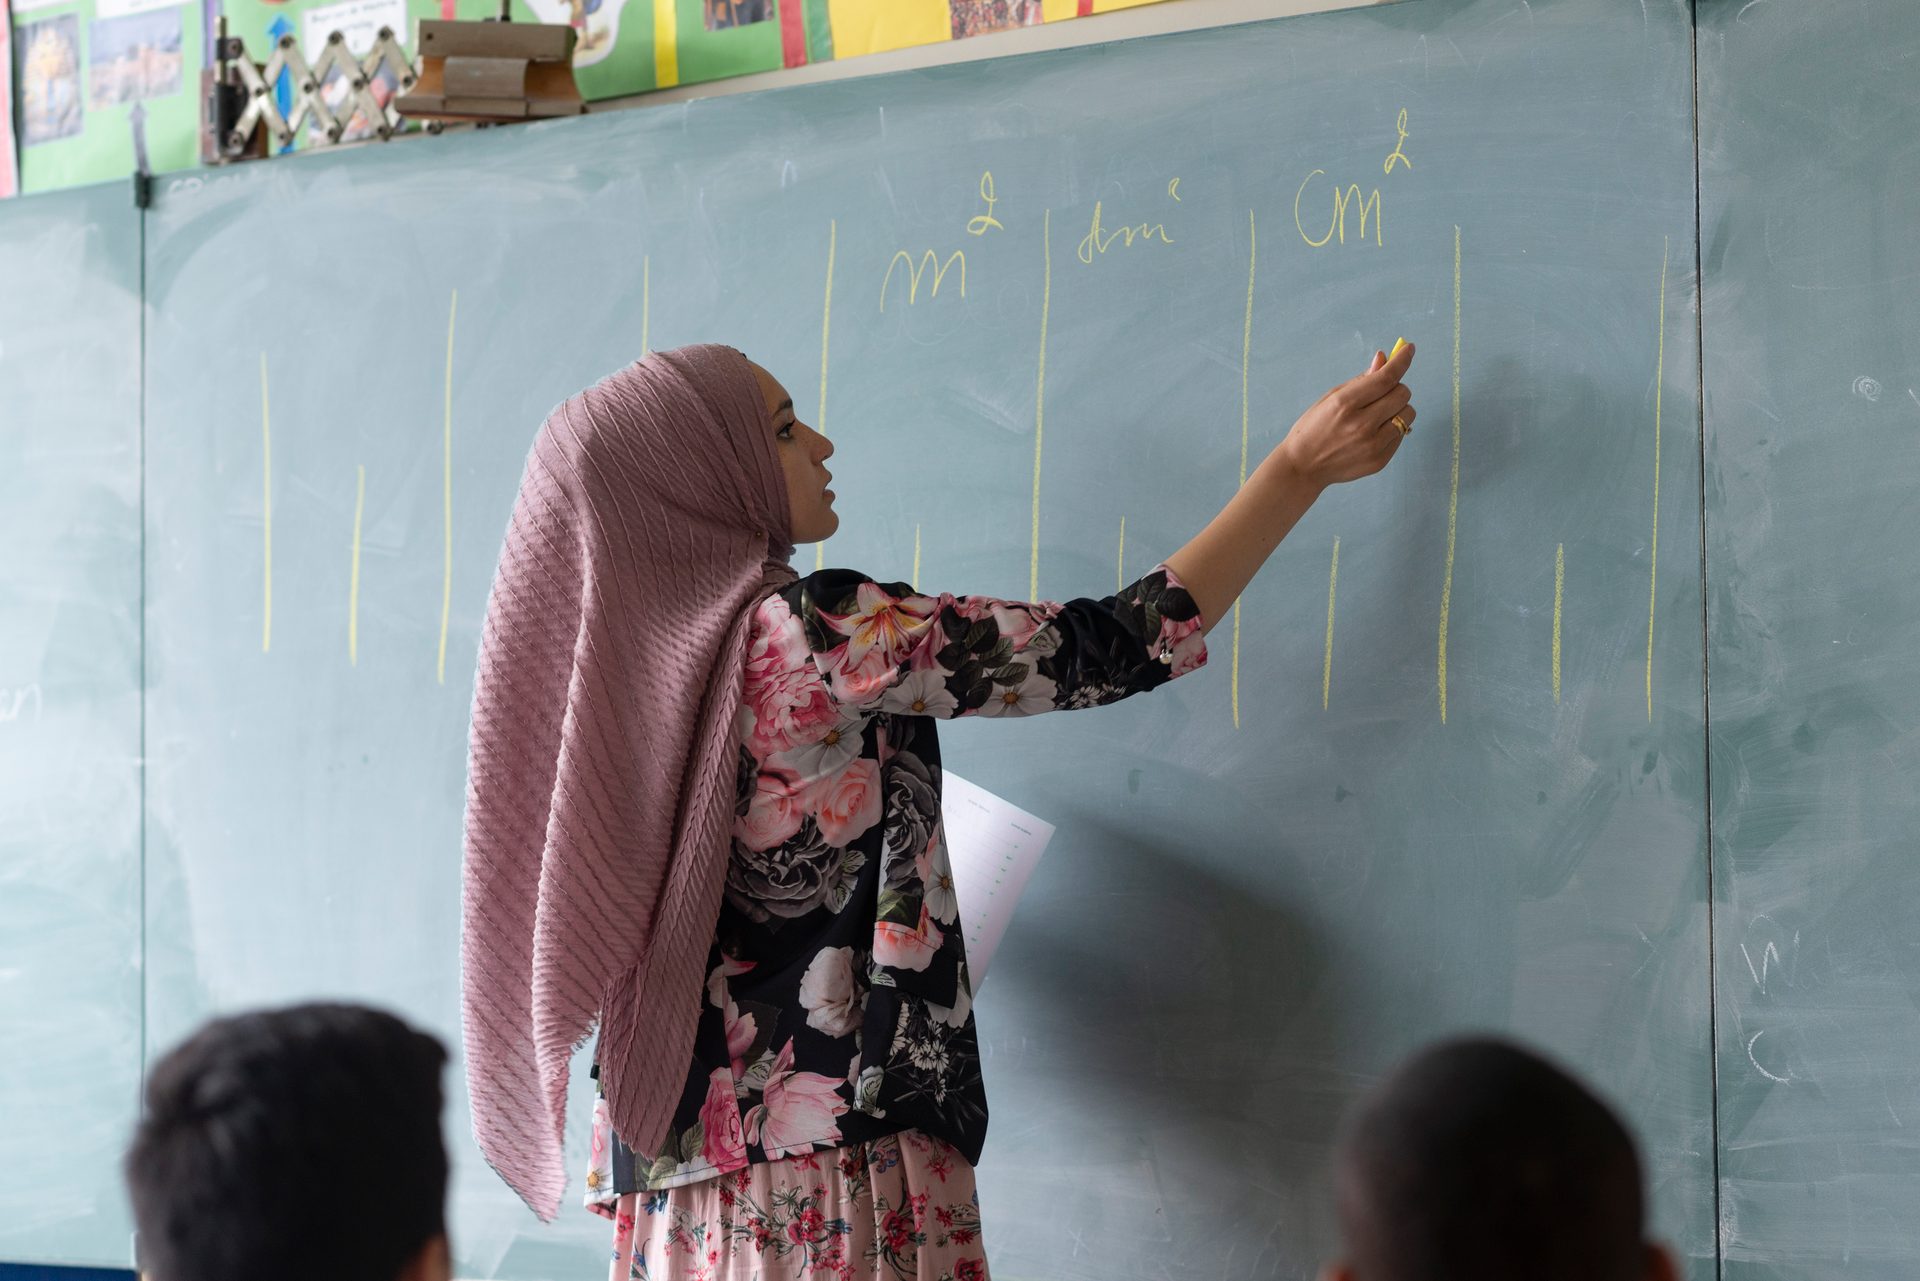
[211, 26, 419, 159]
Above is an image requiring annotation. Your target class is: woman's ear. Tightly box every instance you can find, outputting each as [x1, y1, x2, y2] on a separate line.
[1646, 1242, 1682, 1281]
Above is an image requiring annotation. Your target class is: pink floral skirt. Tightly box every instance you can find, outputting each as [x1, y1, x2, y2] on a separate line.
[596, 1131, 989, 1281]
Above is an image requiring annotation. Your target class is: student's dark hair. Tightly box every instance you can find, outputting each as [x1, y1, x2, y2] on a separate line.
[125, 1002, 450, 1281]
[1334, 1036, 1647, 1281]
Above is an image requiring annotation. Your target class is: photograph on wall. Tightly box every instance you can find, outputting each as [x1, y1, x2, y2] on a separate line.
[704, 0, 769, 32]
[17, 12, 84, 146]
[521, 0, 633, 67]
[89, 7, 183, 107]
[947, 0, 1040, 40]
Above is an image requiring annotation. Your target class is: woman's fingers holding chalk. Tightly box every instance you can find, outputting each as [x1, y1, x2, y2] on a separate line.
[1357, 338, 1414, 393]
[1330, 341, 1413, 410]
[1371, 380, 1413, 418]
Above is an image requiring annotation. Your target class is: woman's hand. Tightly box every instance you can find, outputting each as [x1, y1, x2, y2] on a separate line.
[1163, 342, 1416, 633]
[1270, 342, 1416, 492]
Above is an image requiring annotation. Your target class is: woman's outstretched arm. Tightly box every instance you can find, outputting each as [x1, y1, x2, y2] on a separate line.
[1165, 342, 1416, 635]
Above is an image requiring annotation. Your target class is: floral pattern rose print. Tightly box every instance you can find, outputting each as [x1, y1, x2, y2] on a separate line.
[588, 568, 1204, 1202]
[598, 1131, 989, 1281]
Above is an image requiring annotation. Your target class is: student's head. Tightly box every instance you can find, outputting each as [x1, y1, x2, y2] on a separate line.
[746, 359, 838, 544]
[1324, 1037, 1679, 1281]
[125, 1002, 452, 1281]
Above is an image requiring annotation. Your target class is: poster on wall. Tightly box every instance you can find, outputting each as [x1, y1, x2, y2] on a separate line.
[9, 0, 1170, 193]
[10, 0, 200, 194]
[0, 0, 16, 197]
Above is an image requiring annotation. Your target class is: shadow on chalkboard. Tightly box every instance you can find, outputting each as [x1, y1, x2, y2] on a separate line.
[990, 818, 1367, 1136]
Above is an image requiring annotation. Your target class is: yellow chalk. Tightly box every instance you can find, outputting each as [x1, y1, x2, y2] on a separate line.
[1389, 336, 1409, 361]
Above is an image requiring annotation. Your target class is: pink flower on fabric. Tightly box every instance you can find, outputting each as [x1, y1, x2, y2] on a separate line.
[745, 666, 840, 760]
[953, 596, 1060, 650]
[698, 1067, 748, 1171]
[735, 767, 806, 852]
[810, 758, 882, 847]
[825, 643, 900, 706]
[724, 1001, 757, 1081]
[742, 596, 840, 757]
[745, 1039, 847, 1158]
[874, 906, 945, 972]
[707, 954, 756, 1009]
[822, 582, 937, 670]
[747, 595, 813, 675]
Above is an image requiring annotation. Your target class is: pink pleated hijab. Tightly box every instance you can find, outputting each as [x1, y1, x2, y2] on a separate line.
[461, 344, 795, 1220]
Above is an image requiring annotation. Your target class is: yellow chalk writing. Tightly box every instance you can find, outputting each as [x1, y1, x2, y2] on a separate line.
[1383, 108, 1412, 175]
[438, 290, 456, 686]
[1438, 227, 1461, 722]
[1031, 209, 1052, 600]
[1648, 237, 1669, 721]
[350, 464, 366, 666]
[260, 352, 272, 655]
[1323, 537, 1341, 711]
[1553, 542, 1564, 704]
[967, 171, 1002, 236]
[817, 220, 836, 572]
[1077, 200, 1175, 264]
[881, 248, 966, 310]
[1295, 170, 1384, 248]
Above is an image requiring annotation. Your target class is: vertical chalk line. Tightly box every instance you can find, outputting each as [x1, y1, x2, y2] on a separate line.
[438, 290, 457, 685]
[1030, 207, 1051, 601]
[260, 352, 272, 654]
[350, 465, 366, 665]
[1322, 537, 1340, 710]
[1648, 236, 1670, 721]
[1438, 225, 1462, 723]
[1116, 516, 1126, 594]
[912, 523, 921, 592]
[1553, 542, 1564, 704]
[1233, 208, 1256, 729]
[817, 219, 836, 573]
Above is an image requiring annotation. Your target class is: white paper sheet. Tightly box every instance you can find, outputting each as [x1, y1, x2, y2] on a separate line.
[940, 773, 1054, 985]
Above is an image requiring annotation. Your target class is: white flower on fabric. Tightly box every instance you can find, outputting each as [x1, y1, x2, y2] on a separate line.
[799, 946, 864, 1037]
[854, 1065, 888, 1117]
[924, 865, 959, 926]
[880, 668, 958, 719]
[773, 710, 866, 782]
[974, 670, 1058, 718]
[1024, 623, 1063, 659]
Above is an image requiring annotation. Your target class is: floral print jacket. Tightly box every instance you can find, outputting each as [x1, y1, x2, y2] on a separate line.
[587, 565, 1207, 1200]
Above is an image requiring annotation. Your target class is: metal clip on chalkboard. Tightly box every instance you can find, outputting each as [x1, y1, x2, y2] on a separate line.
[393, 13, 586, 124]
[203, 17, 418, 163]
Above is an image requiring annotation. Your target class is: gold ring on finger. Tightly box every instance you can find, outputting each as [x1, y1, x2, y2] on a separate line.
[1389, 413, 1411, 436]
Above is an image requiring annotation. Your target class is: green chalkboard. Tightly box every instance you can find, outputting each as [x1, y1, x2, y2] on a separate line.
[1701, 0, 1920, 1275]
[138, 0, 1711, 1276]
[0, 183, 143, 1265]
